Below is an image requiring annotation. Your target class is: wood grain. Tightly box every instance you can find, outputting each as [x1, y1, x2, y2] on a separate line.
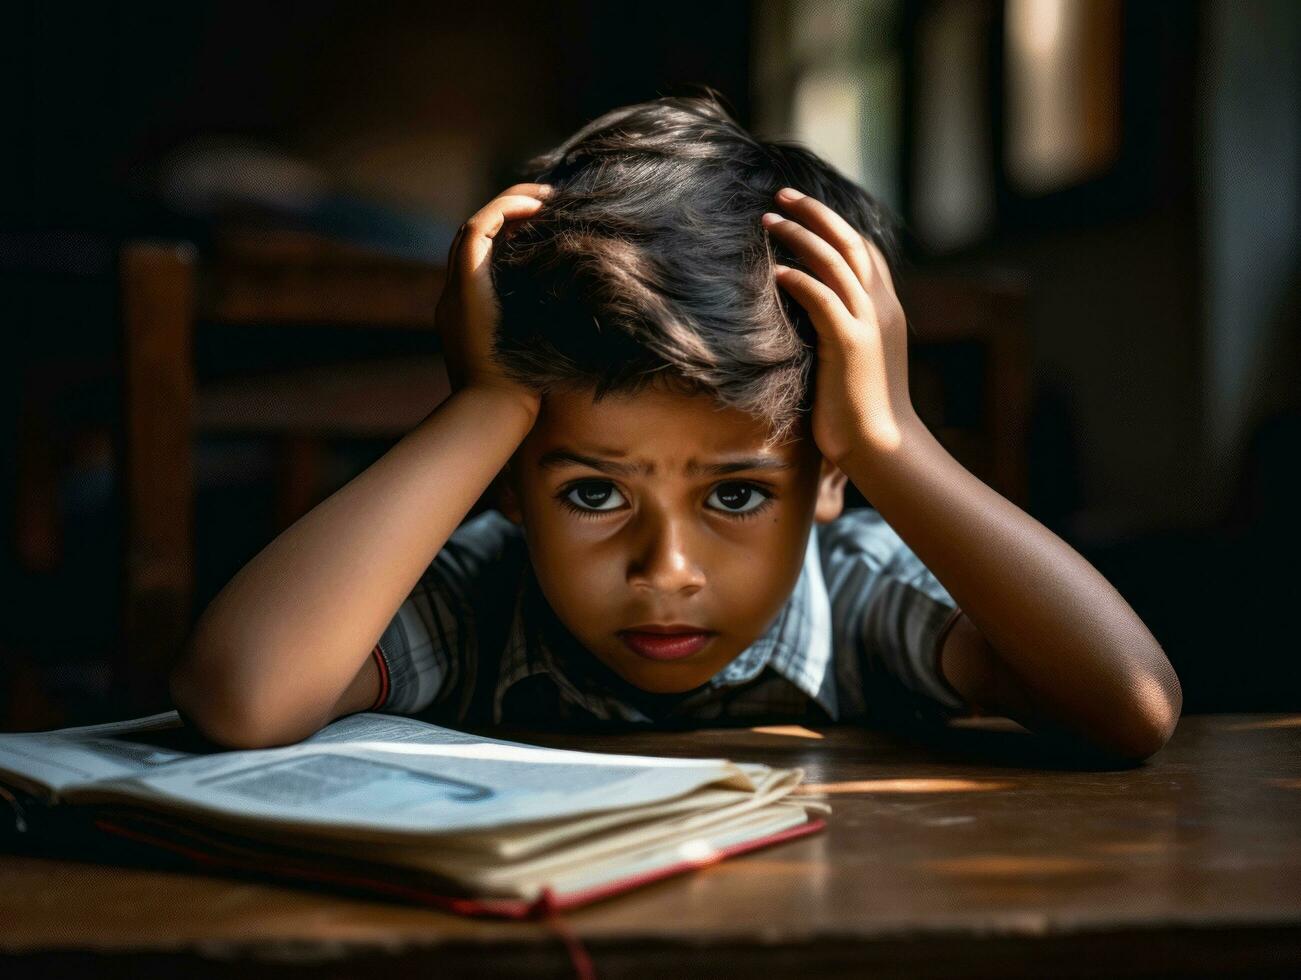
[2, 714, 1298, 976]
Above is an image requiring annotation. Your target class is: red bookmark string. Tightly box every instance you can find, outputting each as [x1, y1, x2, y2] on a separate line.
[537, 889, 597, 980]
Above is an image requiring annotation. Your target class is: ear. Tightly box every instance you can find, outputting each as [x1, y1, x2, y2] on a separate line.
[813, 456, 847, 524]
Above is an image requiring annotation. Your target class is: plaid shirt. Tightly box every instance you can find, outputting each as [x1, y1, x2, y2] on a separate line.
[369, 509, 969, 730]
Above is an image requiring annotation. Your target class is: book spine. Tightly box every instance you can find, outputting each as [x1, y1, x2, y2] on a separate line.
[88, 810, 827, 919]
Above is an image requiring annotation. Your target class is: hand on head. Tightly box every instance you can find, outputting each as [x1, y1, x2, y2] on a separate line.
[436, 183, 554, 419]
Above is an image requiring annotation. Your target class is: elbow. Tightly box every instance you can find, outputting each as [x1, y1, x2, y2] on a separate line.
[170, 701, 285, 752]
[168, 662, 263, 750]
[168, 640, 304, 751]
[171, 689, 303, 751]
[1056, 708, 1177, 768]
[1129, 661, 1191, 760]
[1103, 666, 1184, 764]
[1109, 705, 1179, 764]
[1092, 650, 1186, 765]
[1046, 678, 1182, 768]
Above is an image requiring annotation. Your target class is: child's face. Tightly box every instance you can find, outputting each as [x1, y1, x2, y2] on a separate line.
[501, 385, 846, 694]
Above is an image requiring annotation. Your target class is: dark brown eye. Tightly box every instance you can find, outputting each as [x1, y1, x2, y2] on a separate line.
[565, 482, 625, 511]
[707, 482, 767, 514]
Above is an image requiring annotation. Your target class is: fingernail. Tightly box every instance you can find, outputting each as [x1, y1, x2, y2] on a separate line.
[776, 187, 804, 201]
[761, 212, 782, 227]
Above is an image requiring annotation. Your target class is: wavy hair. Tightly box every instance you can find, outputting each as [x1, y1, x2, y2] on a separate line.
[490, 89, 897, 440]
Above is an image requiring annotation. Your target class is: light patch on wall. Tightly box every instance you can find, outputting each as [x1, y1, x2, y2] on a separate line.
[1005, 0, 1120, 194]
[793, 69, 866, 186]
[912, 0, 996, 251]
[753, 0, 903, 210]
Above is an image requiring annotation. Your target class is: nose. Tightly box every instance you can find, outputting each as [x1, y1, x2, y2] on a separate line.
[626, 511, 706, 597]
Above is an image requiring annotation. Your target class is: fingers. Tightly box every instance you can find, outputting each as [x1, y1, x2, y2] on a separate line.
[498, 181, 555, 201]
[773, 263, 852, 340]
[772, 188, 880, 295]
[462, 194, 547, 242]
[454, 185, 552, 274]
[762, 210, 869, 319]
[471, 182, 554, 230]
[866, 239, 896, 295]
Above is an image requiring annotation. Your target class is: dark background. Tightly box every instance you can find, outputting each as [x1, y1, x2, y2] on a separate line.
[2, 1, 1298, 730]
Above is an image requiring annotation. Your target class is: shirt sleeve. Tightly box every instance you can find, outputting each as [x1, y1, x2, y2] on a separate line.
[820, 508, 971, 721]
[371, 510, 522, 716]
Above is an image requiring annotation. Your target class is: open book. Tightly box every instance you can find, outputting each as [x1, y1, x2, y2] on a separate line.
[0, 711, 828, 917]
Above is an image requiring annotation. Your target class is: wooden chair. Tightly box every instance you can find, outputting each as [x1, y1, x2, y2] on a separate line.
[899, 272, 1032, 509]
[117, 235, 1029, 715]
[119, 231, 449, 713]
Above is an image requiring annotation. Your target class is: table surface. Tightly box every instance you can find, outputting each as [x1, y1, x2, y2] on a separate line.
[2, 713, 1299, 978]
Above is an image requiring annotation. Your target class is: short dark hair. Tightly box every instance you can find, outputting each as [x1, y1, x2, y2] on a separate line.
[490, 89, 897, 440]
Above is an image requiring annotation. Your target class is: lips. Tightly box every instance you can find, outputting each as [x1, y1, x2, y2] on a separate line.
[618, 625, 715, 661]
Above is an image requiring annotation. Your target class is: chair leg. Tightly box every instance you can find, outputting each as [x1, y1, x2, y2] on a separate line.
[120, 242, 198, 714]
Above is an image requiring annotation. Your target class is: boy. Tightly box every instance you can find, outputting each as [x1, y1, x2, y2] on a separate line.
[169, 94, 1182, 763]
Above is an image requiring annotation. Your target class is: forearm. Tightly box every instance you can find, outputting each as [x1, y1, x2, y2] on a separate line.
[171, 387, 536, 742]
[841, 414, 1182, 759]
[759, 187, 1179, 758]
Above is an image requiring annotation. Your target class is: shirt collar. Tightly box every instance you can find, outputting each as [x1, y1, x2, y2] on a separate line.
[493, 529, 838, 723]
[705, 528, 837, 715]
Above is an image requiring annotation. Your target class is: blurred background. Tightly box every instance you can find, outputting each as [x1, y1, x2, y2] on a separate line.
[2, 0, 1297, 730]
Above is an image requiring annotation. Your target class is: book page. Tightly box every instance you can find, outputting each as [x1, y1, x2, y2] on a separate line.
[3, 710, 778, 842]
[0, 710, 545, 796]
[299, 712, 538, 749]
[68, 739, 756, 837]
[534, 803, 815, 902]
[0, 711, 192, 795]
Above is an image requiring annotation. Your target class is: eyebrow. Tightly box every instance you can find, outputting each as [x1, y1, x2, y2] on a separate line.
[536, 448, 795, 477]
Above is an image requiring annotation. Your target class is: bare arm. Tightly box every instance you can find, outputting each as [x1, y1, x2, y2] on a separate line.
[170, 388, 536, 748]
[765, 187, 1181, 764]
[862, 424, 1182, 763]
[170, 184, 552, 749]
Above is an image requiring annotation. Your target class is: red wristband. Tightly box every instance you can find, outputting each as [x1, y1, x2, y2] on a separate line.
[368, 644, 391, 711]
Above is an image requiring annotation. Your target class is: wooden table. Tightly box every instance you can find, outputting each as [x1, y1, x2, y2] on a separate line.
[2, 714, 1299, 978]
